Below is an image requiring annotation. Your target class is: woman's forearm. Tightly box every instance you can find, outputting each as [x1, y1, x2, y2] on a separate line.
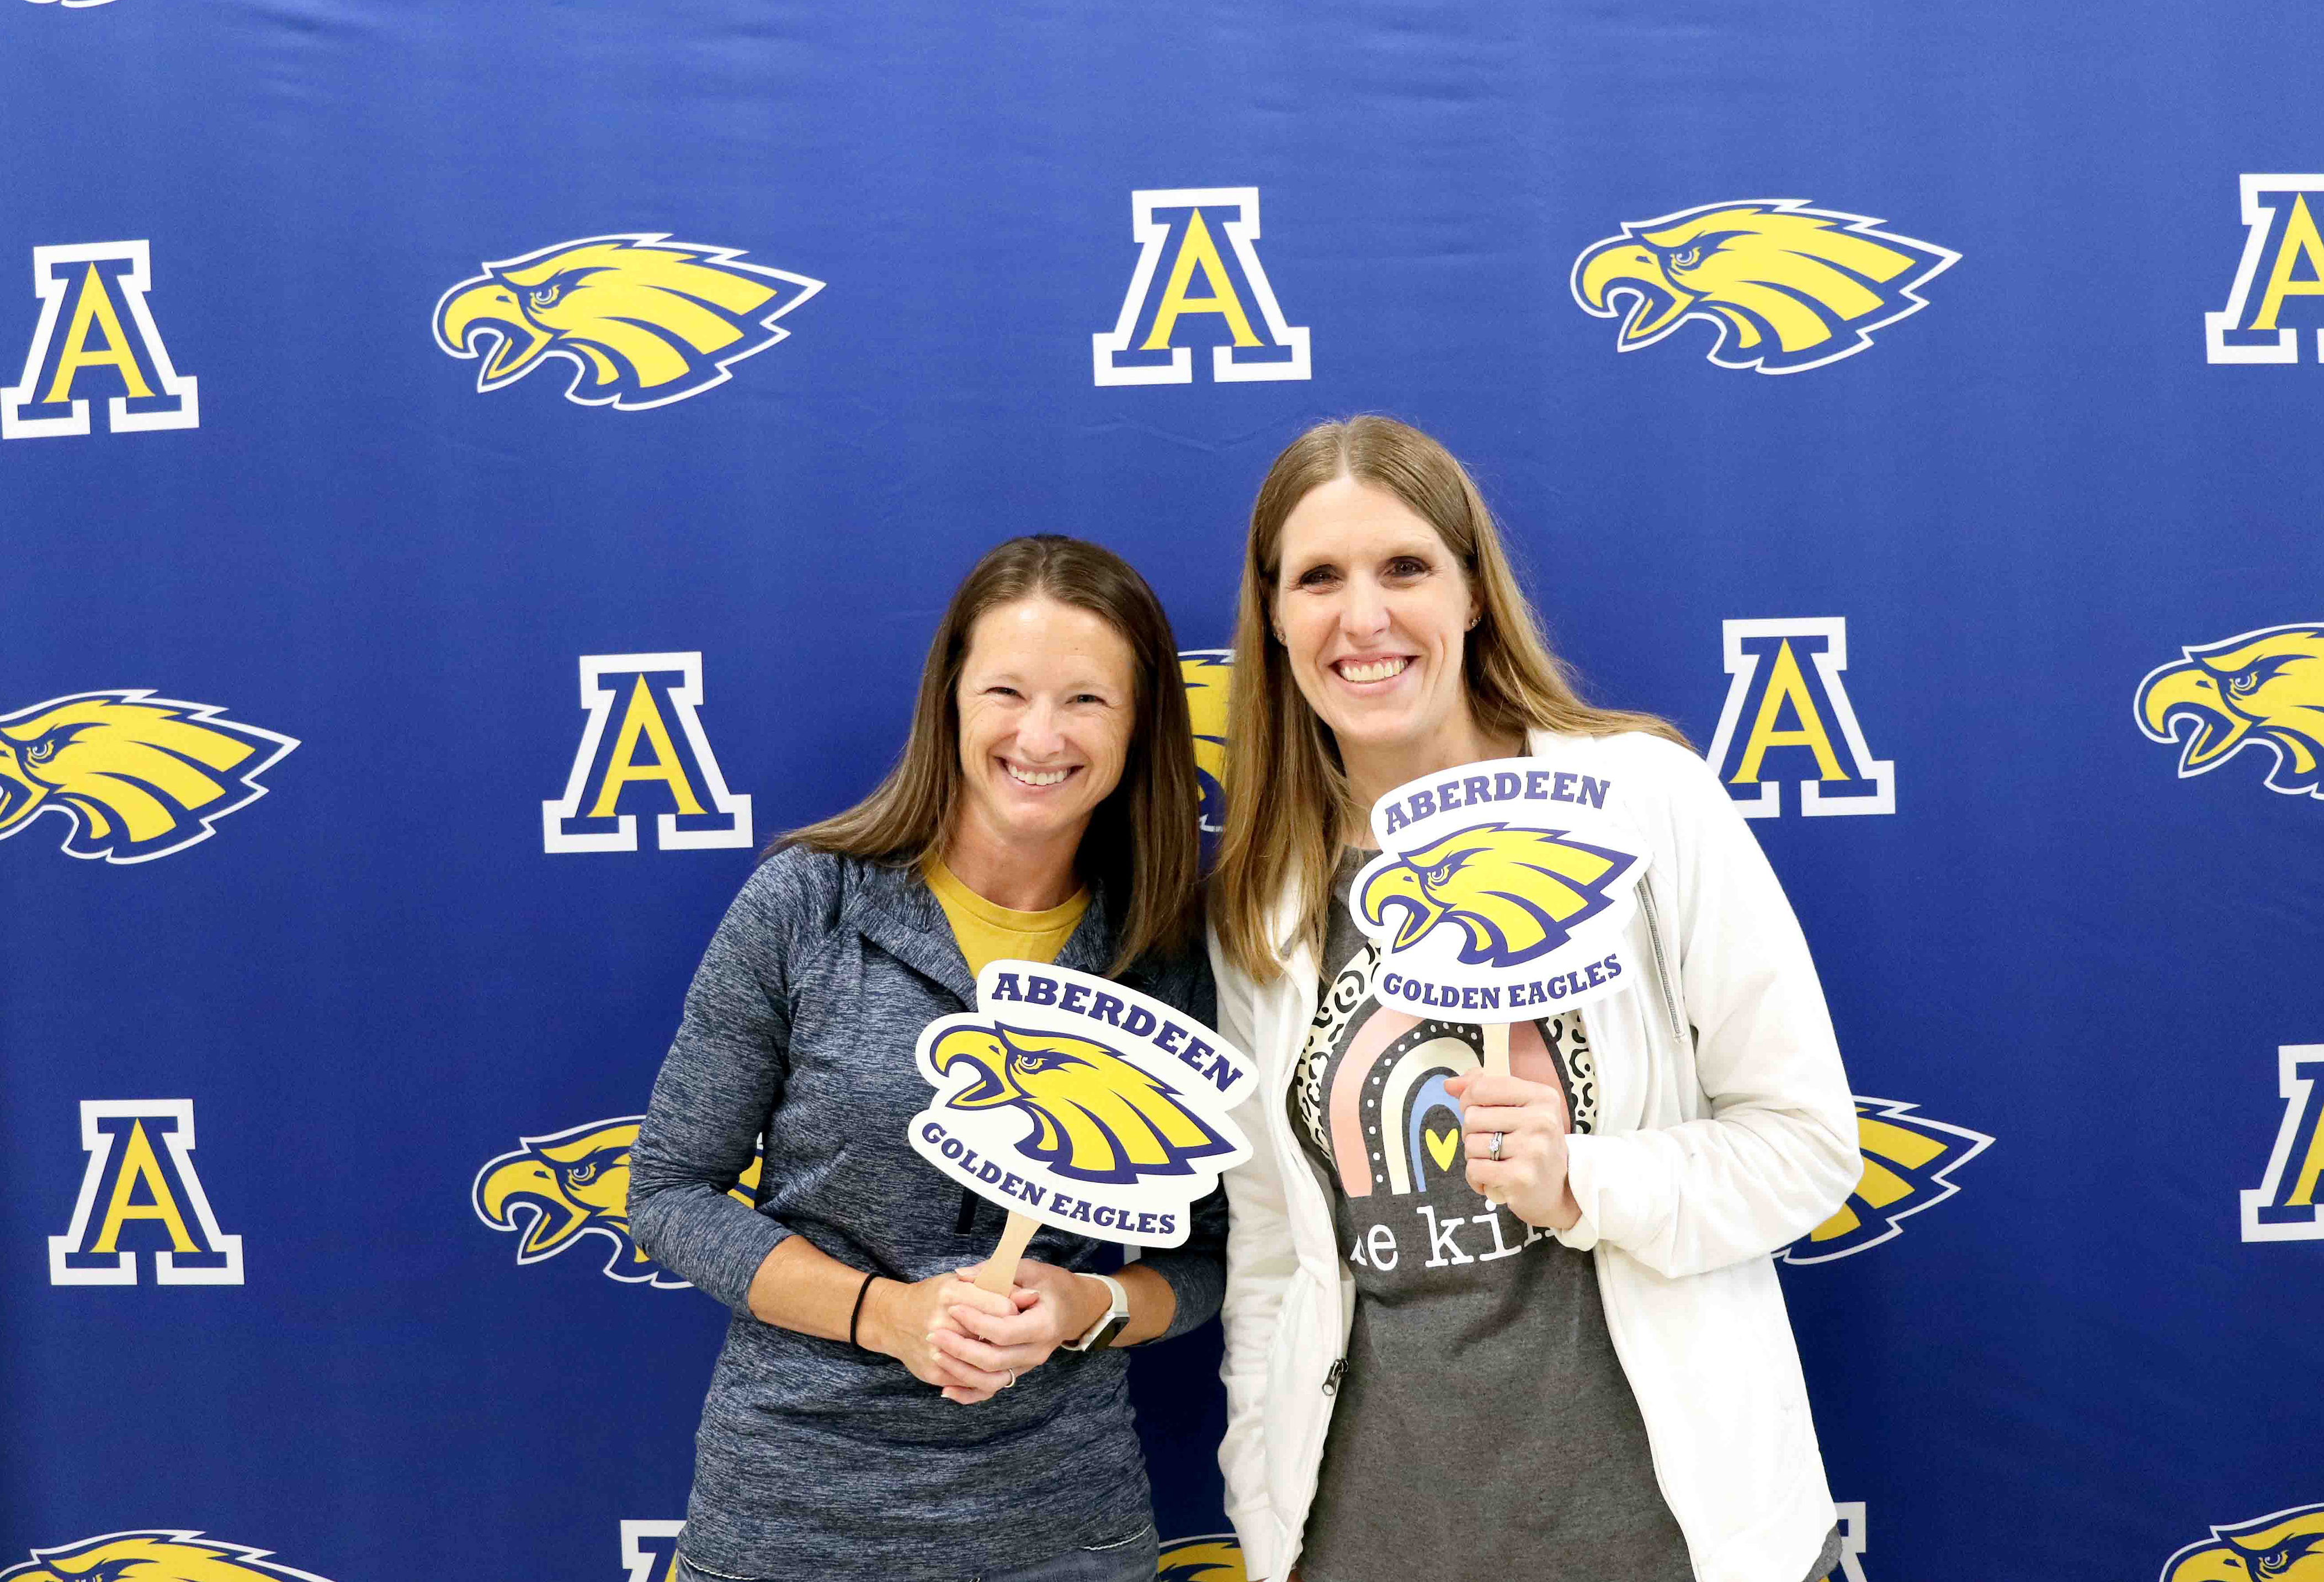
[750, 1238, 1028, 1404]
[745, 1235, 888, 1345]
[1112, 1263, 1177, 1346]
[626, 1170, 789, 1312]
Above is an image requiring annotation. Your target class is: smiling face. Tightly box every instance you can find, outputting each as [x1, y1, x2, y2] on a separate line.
[952, 594, 1139, 861]
[1273, 475, 1485, 783]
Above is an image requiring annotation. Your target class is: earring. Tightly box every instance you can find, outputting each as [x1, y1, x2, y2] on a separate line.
[1466, 614, 1481, 630]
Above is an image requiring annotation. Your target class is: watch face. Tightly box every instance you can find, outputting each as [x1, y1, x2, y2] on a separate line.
[1071, 1279, 1129, 1350]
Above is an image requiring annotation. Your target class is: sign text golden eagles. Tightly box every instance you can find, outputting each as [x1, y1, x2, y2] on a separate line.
[0, 691, 296, 863]
[472, 1116, 762, 1287]
[2136, 622, 2324, 799]
[1571, 199, 1956, 373]
[433, 234, 822, 410]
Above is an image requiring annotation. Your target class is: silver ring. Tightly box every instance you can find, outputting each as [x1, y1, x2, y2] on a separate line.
[1487, 1132, 1504, 1162]
[1006, 1370, 1018, 1388]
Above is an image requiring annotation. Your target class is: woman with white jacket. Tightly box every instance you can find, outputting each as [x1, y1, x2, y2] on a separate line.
[1204, 416, 1861, 1582]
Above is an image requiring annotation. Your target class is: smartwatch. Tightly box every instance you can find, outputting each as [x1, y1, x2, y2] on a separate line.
[1063, 1272, 1130, 1351]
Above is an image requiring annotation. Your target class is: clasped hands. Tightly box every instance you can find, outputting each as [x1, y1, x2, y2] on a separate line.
[1443, 1068, 1582, 1233]
[863, 1257, 1108, 1405]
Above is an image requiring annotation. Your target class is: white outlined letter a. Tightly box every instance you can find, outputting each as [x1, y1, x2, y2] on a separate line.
[1093, 189, 1311, 386]
[3, 242, 199, 438]
[51, 1100, 243, 1285]
[543, 653, 753, 853]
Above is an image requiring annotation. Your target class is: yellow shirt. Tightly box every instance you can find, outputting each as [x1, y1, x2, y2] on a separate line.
[923, 857, 1090, 976]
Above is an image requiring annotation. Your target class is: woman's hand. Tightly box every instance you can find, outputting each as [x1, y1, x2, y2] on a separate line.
[1444, 1069, 1581, 1231]
[859, 1271, 1023, 1404]
[928, 1257, 1110, 1391]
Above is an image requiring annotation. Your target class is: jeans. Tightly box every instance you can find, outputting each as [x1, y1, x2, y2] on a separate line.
[670, 1523, 1158, 1582]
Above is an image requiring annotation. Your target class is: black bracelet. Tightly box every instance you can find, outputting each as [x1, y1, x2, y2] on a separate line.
[848, 1271, 880, 1351]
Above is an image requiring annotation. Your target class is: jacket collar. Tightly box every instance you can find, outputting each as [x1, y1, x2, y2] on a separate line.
[847, 854, 1116, 1007]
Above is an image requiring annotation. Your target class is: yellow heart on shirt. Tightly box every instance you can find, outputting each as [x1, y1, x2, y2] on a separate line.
[1425, 1127, 1460, 1172]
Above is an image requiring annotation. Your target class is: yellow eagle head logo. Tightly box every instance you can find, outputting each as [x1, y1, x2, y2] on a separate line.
[2162, 1503, 2324, 1582]
[471, 1116, 762, 1287]
[1157, 1535, 1247, 1582]
[432, 233, 823, 410]
[1783, 1097, 1992, 1265]
[1, 1531, 335, 1582]
[929, 1023, 1233, 1185]
[1356, 822, 1636, 969]
[2137, 623, 2324, 798]
[1180, 650, 1232, 835]
[0, 692, 297, 864]
[1571, 199, 1958, 373]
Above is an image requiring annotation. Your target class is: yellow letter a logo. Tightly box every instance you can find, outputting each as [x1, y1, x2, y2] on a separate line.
[543, 653, 753, 853]
[1705, 618, 1895, 817]
[1094, 188, 1310, 385]
[50, 1101, 243, 1284]
[2251, 194, 2324, 332]
[2244, 1045, 2324, 1241]
[3, 241, 199, 438]
[1142, 213, 1263, 351]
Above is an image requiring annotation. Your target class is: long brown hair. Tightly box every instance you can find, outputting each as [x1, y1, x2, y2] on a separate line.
[1211, 416, 1689, 984]
[780, 535, 1200, 973]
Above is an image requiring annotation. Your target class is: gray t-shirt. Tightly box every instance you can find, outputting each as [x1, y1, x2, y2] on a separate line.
[1293, 849, 1841, 1582]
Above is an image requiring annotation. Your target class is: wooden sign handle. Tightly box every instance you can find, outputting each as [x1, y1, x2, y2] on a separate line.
[1482, 1021, 1511, 1078]
[974, 1209, 1038, 1294]
[1479, 1022, 1511, 1206]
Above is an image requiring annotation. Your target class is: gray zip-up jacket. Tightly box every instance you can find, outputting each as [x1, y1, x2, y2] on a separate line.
[629, 845, 1224, 1582]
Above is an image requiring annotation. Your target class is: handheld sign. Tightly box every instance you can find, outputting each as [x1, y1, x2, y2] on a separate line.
[1349, 758, 1650, 1201]
[911, 961, 1255, 1293]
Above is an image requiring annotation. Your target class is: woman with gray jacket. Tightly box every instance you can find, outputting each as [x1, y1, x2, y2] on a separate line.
[629, 535, 1224, 1582]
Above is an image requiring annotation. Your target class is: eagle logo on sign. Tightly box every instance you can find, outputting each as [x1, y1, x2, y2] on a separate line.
[0, 692, 297, 863]
[2136, 623, 2324, 799]
[472, 1117, 762, 1286]
[1571, 199, 1956, 373]
[432, 233, 822, 410]
[928, 1023, 1235, 1185]
[2160, 1502, 2324, 1582]
[1355, 822, 1636, 969]
[1, 1531, 337, 1582]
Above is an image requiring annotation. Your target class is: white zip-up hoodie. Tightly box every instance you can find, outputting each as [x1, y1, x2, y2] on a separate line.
[1208, 730, 1860, 1582]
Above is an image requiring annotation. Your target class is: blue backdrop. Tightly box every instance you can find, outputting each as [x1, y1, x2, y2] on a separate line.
[7, 3, 2323, 1580]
